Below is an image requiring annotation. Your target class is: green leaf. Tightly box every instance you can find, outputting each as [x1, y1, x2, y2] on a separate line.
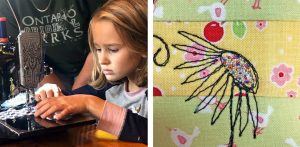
[232, 21, 247, 39]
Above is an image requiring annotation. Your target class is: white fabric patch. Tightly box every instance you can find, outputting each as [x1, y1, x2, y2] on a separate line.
[35, 83, 61, 97]
[1, 93, 31, 108]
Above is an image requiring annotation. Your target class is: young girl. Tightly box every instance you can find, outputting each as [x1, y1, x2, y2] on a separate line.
[34, 0, 148, 144]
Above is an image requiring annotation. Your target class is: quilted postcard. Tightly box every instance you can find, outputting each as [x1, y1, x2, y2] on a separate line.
[153, 0, 300, 147]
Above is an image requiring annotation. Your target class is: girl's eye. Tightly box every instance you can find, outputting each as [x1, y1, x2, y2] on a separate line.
[108, 48, 119, 53]
[96, 48, 102, 52]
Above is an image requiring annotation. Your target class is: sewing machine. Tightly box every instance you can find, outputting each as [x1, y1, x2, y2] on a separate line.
[0, 20, 96, 143]
[0, 42, 15, 100]
[0, 17, 17, 101]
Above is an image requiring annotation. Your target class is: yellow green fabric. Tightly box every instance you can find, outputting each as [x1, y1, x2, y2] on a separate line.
[154, 0, 300, 21]
[154, 21, 300, 98]
[154, 96, 300, 146]
[153, 1, 300, 146]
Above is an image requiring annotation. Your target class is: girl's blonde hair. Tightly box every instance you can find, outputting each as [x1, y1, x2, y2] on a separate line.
[88, 0, 147, 89]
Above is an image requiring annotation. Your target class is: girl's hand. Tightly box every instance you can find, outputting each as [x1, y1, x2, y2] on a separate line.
[35, 83, 64, 102]
[34, 95, 88, 120]
[34, 94, 106, 120]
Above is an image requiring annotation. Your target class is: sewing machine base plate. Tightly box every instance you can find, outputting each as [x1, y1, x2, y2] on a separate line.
[0, 113, 96, 144]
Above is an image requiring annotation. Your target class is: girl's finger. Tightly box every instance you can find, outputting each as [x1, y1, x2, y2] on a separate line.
[39, 90, 47, 100]
[35, 98, 49, 109]
[40, 105, 59, 119]
[34, 102, 51, 117]
[55, 108, 71, 120]
[35, 94, 42, 102]
[46, 90, 54, 98]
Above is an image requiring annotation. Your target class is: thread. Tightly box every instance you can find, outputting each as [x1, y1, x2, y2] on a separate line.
[0, 17, 8, 43]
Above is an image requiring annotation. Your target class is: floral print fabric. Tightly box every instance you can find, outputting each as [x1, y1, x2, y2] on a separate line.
[154, 21, 300, 98]
[154, 0, 300, 146]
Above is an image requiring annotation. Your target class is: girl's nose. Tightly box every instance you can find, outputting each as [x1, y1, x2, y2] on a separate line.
[99, 52, 109, 65]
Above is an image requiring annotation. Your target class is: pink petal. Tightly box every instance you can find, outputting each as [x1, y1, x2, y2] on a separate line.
[273, 67, 280, 74]
[278, 64, 286, 69]
[286, 67, 293, 73]
[276, 79, 286, 87]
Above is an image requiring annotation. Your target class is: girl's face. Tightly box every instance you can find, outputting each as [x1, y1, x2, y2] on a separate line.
[92, 20, 142, 82]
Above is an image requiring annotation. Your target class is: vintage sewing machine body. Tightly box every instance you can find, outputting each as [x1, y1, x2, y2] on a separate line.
[0, 37, 16, 100]
[0, 30, 96, 143]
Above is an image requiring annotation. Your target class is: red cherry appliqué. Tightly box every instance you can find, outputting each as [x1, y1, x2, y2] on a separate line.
[204, 21, 224, 42]
[153, 87, 163, 96]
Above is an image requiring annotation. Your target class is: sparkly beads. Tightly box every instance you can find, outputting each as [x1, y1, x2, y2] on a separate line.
[221, 52, 256, 89]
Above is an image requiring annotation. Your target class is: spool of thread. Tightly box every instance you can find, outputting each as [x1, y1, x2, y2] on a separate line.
[0, 17, 8, 43]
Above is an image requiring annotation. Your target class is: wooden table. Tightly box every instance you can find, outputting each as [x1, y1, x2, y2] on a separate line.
[1, 124, 147, 147]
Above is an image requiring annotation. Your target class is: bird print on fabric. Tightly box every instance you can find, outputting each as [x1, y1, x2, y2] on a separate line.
[169, 127, 200, 147]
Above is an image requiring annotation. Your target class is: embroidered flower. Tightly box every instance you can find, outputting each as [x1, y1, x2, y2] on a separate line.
[271, 64, 293, 87]
[199, 69, 211, 79]
[287, 90, 297, 98]
[184, 43, 206, 63]
[297, 77, 300, 87]
[256, 20, 267, 31]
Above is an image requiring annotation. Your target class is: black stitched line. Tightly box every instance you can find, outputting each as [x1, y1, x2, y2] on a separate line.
[182, 63, 222, 84]
[153, 34, 170, 67]
[173, 44, 220, 54]
[178, 31, 223, 52]
[211, 74, 230, 125]
[195, 72, 229, 113]
[174, 57, 219, 69]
